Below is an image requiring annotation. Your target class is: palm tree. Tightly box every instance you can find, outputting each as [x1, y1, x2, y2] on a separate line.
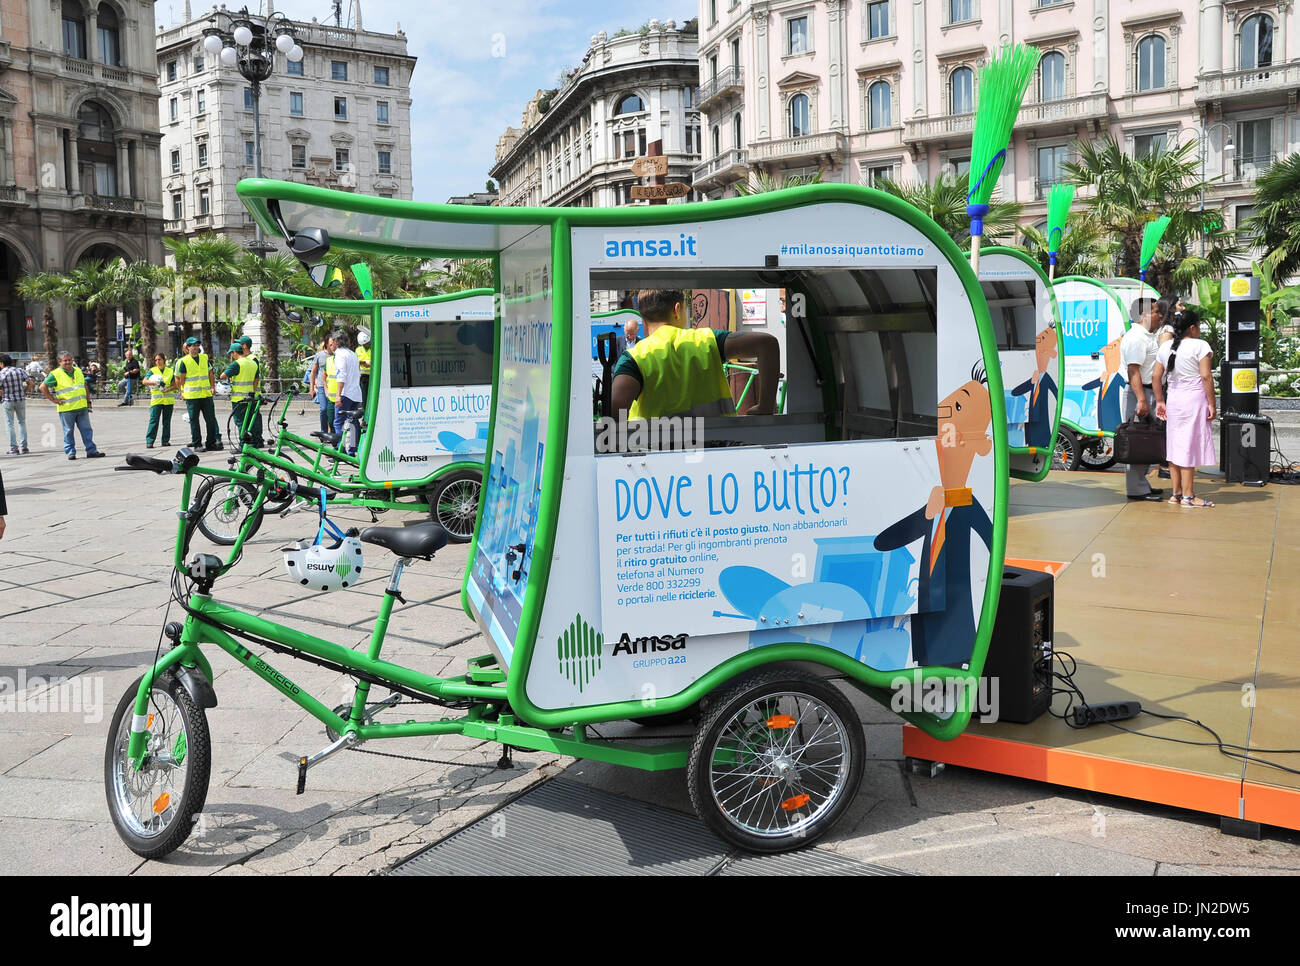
[238, 251, 301, 382]
[1245, 152, 1300, 284]
[874, 172, 1022, 246]
[428, 258, 494, 293]
[732, 169, 826, 195]
[16, 272, 67, 370]
[1018, 212, 1117, 279]
[320, 250, 425, 300]
[164, 234, 244, 355]
[1062, 136, 1237, 293]
[112, 261, 170, 363]
[64, 260, 117, 375]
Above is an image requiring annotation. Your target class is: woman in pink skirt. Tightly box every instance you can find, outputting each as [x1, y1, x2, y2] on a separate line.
[1153, 308, 1217, 507]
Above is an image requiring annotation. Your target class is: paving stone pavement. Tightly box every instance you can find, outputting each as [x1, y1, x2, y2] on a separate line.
[2, 399, 1298, 875]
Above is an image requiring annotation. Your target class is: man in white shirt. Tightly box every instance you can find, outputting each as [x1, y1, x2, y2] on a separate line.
[1119, 299, 1163, 501]
[331, 330, 363, 456]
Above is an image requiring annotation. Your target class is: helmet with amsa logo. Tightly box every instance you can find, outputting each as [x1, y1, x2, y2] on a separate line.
[283, 533, 364, 591]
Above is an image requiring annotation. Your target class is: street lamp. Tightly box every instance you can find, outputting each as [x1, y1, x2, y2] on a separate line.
[1195, 121, 1235, 256]
[204, 7, 304, 253]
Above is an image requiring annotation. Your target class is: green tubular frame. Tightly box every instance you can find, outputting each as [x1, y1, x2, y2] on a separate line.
[235, 180, 1009, 745]
[983, 246, 1065, 483]
[1053, 274, 1134, 441]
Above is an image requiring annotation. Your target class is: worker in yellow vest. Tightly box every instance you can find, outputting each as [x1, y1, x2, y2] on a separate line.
[609, 289, 780, 426]
[222, 342, 264, 447]
[39, 350, 105, 460]
[356, 328, 372, 404]
[323, 332, 340, 433]
[173, 336, 222, 451]
[144, 353, 176, 449]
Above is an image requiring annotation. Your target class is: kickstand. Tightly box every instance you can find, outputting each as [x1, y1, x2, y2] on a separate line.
[497, 744, 514, 770]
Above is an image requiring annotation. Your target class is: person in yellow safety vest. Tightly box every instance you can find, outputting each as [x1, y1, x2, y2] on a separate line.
[223, 342, 264, 447]
[238, 335, 260, 395]
[173, 336, 222, 451]
[356, 328, 371, 404]
[39, 349, 105, 460]
[323, 332, 340, 433]
[144, 353, 176, 449]
[609, 289, 780, 428]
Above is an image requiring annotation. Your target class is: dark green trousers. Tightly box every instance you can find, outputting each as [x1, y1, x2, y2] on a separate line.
[146, 403, 173, 445]
[232, 399, 264, 447]
[185, 396, 220, 448]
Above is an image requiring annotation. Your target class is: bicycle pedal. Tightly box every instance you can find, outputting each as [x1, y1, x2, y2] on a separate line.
[297, 756, 307, 794]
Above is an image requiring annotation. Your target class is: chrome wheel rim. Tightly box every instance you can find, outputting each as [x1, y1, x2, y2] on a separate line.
[1051, 435, 1073, 470]
[111, 689, 189, 839]
[436, 479, 480, 539]
[1081, 436, 1114, 466]
[708, 691, 851, 840]
[203, 482, 254, 540]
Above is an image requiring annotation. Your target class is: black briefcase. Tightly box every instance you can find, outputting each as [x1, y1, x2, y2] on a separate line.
[1114, 414, 1166, 465]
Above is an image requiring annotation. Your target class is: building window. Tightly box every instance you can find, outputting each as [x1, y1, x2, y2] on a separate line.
[868, 1, 890, 39]
[377, 101, 390, 124]
[686, 123, 701, 154]
[787, 16, 809, 55]
[195, 88, 206, 114]
[1036, 144, 1068, 197]
[1237, 118, 1273, 175]
[685, 86, 695, 109]
[1136, 34, 1166, 92]
[197, 142, 208, 167]
[245, 141, 255, 166]
[709, 52, 719, 83]
[163, 60, 176, 82]
[731, 36, 741, 66]
[62, 1, 88, 59]
[709, 0, 717, 25]
[789, 92, 811, 137]
[244, 87, 255, 111]
[169, 97, 178, 122]
[193, 53, 204, 72]
[96, 4, 121, 66]
[949, 0, 974, 24]
[1236, 204, 1258, 240]
[615, 93, 644, 115]
[733, 112, 743, 148]
[1134, 132, 1166, 158]
[291, 144, 306, 168]
[948, 155, 971, 178]
[171, 192, 183, 219]
[286, 57, 303, 76]
[290, 91, 304, 116]
[377, 150, 392, 174]
[1039, 51, 1065, 102]
[868, 80, 892, 129]
[334, 97, 347, 119]
[332, 61, 348, 81]
[864, 162, 895, 186]
[198, 188, 210, 215]
[335, 148, 349, 171]
[374, 65, 390, 85]
[712, 124, 721, 156]
[950, 66, 974, 114]
[1240, 14, 1273, 71]
[170, 149, 180, 173]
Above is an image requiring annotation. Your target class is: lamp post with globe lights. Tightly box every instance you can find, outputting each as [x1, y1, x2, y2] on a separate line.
[203, 7, 303, 252]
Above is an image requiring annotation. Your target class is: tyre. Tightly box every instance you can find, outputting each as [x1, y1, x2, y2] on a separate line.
[687, 668, 864, 853]
[430, 469, 483, 541]
[1052, 428, 1081, 472]
[104, 671, 211, 859]
[194, 477, 263, 546]
[1079, 434, 1117, 471]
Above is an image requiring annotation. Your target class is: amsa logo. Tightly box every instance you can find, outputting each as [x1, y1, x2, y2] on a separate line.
[1060, 298, 1109, 354]
[602, 232, 701, 262]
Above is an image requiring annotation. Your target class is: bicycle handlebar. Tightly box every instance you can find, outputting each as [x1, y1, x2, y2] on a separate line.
[117, 448, 202, 475]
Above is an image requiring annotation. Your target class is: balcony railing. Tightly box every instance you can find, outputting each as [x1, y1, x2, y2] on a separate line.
[747, 131, 846, 165]
[1034, 178, 1064, 201]
[76, 194, 143, 214]
[697, 66, 744, 108]
[100, 64, 129, 83]
[692, 147, 748, 186]
[0, 185, 27, 204]
[63, 55, 93, 77]
[1198, 61, 1300, 101]
[1233, 153, 1276, 182]
[906, 92, 1109, 143]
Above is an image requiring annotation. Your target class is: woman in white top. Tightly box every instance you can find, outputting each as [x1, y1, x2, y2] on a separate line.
[1154, 297, 1182, 346]
[1153, 307, 1217, 507]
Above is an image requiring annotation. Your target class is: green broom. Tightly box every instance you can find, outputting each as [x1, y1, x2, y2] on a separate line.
[1045, 184, 1074, 281]
[1138, 216, 1170, 284]
[967, 43, 1041, 272]
[350, 262, 374, 300]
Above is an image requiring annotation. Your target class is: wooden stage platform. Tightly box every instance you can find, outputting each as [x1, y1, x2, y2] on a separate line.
[905, 469, 1300, 834]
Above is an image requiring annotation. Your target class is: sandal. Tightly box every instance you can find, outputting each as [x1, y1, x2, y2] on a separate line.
[1168, 494, 1182, 504]
[1181, 496, 1214, 508]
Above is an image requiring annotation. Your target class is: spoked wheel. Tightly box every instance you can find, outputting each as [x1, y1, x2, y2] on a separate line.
[1079, 434, 1117, 471]
[104, 672, 211, 859]
[430, 469, 482, 541]
[1052, 428, 1081, 472]
[193, 477, 263, 546]
[687, 669, 864, 853]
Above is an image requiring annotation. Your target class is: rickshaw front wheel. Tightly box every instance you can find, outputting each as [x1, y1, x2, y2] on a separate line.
[687, 669, 863, 853]
[1052, 428, 1081, 472]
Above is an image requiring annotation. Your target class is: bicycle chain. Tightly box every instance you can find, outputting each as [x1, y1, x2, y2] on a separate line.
[346, 745, 502, 769]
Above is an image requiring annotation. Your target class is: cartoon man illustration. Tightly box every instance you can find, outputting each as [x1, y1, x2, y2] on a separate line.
[1010, 326, 1058, 449]
[874, 363, 994, 668]
[1080, 336, 1125, 433]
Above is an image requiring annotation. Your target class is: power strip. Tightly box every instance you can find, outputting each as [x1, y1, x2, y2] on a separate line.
[1071, 700, 1142, 728]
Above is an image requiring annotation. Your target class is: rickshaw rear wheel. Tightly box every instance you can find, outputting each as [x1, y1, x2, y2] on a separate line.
[429, 469, 483, 541]
[1052, 428, 1081, 472]
[1079, 434, 1116, 470]
[687, 669, 863, 853]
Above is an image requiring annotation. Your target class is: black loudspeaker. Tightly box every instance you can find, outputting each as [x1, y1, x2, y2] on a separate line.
[981, 567, 1054, 724]
[1220, 413, 1270, 484]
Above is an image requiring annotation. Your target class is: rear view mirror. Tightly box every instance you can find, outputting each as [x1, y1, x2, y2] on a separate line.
[289, 227, 330, 266]
[308, 264, 343, 289]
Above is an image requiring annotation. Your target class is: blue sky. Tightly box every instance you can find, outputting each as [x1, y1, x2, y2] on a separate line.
[157, 1, 697, 202]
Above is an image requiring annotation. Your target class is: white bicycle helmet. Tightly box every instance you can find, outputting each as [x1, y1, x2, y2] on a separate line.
[283, 534, 364, 591]
[357, 328, 371, 346]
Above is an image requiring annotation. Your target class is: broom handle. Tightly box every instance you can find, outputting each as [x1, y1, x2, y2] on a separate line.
[970, 234, 982, 273]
